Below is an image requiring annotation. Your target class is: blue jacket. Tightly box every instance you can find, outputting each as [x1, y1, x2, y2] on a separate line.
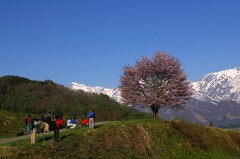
[87, 111, 95, 119]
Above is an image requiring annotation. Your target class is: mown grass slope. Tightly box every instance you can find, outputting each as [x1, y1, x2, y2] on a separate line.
[1, 119, 240, 159]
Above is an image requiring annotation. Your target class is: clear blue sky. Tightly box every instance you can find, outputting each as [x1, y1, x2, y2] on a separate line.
[0, 0, 239, 88]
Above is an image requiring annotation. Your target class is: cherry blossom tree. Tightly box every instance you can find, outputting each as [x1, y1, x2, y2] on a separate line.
[119, 51, 192, 118]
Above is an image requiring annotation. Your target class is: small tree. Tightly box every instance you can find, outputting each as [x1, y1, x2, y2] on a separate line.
[119, 51, 192, 118]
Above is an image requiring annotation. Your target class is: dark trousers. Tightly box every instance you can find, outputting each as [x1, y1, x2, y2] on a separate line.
[54, 129, 60, 141]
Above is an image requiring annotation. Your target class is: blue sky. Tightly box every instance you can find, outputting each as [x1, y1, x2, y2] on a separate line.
[0, 0, 239, 88]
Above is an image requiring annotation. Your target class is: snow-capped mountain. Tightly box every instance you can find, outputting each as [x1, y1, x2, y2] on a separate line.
[69, 82, 122, 103]
[70, 68, 240, 105]
[192, 68, 240, 104]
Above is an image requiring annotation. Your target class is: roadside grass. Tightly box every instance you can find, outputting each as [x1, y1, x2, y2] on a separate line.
[0, 111, 27, 138]
[1, 119, 240, 159]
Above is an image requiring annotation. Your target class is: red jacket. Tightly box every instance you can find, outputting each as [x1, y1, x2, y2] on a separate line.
[56, 118, 63, 129]
[81, 118, 89, 125]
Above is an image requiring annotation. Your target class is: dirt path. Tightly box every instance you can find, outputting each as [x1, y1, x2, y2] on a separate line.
[0, 121, 114, 145]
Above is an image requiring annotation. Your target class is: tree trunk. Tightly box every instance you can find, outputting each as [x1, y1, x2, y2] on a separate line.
[151, 105, 159, 118]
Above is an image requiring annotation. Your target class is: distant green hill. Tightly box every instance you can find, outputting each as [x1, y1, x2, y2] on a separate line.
[0, 75, 150, 137]
[1, 119, 240, 159]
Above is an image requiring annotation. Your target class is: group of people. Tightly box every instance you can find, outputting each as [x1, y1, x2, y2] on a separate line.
[66, 110, 95, 129]
[25, 113, 63, 144]
[25, 110, 95, 144]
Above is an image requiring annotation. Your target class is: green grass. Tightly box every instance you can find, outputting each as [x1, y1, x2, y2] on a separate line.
[0, 111, 28, 138]
[1, 119, 240, 159]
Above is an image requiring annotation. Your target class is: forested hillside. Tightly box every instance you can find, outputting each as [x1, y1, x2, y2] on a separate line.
[0, 76, 149, 121]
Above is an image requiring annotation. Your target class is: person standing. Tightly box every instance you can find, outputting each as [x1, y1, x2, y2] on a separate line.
[87, 110, 95, 129]
[54, 115, 63, 142]
[26, 115, 31, 135]
[46, 113, 53, 131]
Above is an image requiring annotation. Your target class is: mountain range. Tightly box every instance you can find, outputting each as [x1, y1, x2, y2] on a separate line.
[69, 68, 240, 128]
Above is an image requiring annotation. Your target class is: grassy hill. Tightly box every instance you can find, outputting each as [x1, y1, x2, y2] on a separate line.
[0, 75, 151, 138]
[1, 119, 240, 159]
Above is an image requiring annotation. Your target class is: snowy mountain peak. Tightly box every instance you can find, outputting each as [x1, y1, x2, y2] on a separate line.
[69, 82, 122, 103]
[192, 68, 240, 103]
[205, 68, 239, 79]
